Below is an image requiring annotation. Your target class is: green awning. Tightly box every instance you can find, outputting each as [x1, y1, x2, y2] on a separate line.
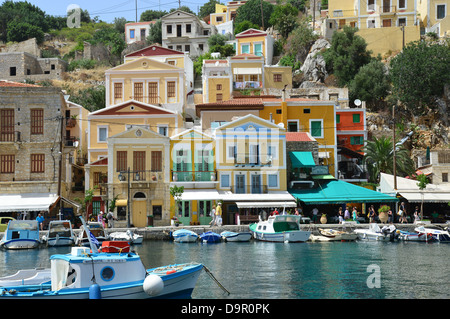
[289, 179, 398, 205]
[289, 151, 315, 168]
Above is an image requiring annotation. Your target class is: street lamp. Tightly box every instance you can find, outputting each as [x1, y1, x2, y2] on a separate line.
[118, 167, 132, 228]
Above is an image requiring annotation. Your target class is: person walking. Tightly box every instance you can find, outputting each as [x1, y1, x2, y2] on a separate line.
[338, 207, 344, 224]
[368, 205, 376, 223]
[344, 206, 350, 220]
[106, 211, 116, 228]
[312, 207, 319, 223]
[399, 202, 408, 223]
[209, 205, 216, 227]
[414, 206, 421, 223]
[214, 202, 222, 226]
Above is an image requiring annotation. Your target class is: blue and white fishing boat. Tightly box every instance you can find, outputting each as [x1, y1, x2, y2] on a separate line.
[0, 217, 204, 299]
[249, 215, 311, 243]
[0, 220, 40, 250]
[75, 221, 108, 247]
[354, 224, 400, 241]
[43, 220, 76, 247]
[220, 231, 252, 242]
[172, 229, 199, 243]
[199, 231, 221, 243]
[399, 229, 433, 242]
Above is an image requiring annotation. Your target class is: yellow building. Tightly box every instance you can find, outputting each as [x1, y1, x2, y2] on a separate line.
[418, 0, 450, 37]
[105, 56, 186, 114]
[230, 29, 274, 65]
[214, 114, 296, 224]
[201, 54, 292, 103]
[324, 0, 421, 56]
[170, 128, 217, 225]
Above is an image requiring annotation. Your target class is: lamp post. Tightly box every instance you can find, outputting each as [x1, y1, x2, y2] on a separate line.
[118, 167, 131, 228]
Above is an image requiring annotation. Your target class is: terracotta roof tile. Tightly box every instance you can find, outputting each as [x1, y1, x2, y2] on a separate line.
[0, 80, 42, 88]
[286, 132, 315, 142]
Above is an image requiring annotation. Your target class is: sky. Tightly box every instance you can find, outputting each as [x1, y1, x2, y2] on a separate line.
[17, 0, 208, 23]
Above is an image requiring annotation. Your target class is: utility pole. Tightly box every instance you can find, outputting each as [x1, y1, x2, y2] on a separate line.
[260, 0, 264, 30]
[57, 115, 64, 220]
[393, 105, 397, 191]
[136, 0, 138, 22]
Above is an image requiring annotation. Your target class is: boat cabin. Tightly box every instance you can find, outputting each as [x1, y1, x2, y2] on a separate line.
[257, 215, 301, 232]
[48, 221, 73, 239]
[5, 220, 40, 241]
[50, 247, 146, 291]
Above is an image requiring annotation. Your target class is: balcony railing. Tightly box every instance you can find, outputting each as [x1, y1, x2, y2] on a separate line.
[0, 131, 21, 142]
[64, 136, 78, 147]
[171, 170, 217, 182]
[233, 153, 273, 166]
[118, 170, 163, 182]
[381, 5, 396, 13]
[233, 81, 262, 90]
[233, 184, 268, 194]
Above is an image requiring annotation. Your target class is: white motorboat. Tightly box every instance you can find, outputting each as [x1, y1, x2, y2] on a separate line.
[221, 231, 252, 242]
[0, 220, 40, 250]
[414, 225, 450, 242]
[172, 229, 199, 243]
[317, 228, 358, 241]
[0, 268, 51, 287]
[43, 220, 76, 247]
[109, 230, 143, 245]
[249, 215, 311, 243]
[399, 230, 433, 242]
[355, 224, 400, 241]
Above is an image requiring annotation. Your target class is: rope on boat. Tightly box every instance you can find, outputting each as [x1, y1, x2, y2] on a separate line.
[203, 265, 230, 295]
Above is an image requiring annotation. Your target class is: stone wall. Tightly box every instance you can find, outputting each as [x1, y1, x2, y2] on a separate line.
[0, 38, 40, 57]
[0, 86, 66, 195]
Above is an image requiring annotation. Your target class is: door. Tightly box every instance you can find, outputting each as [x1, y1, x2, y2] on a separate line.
[177, 25, 182, 37]
[132, 199, 147, 227]
[235, 174, 245, 194]
[177, 200, 191, 225]
[251, 174, 262, 194]
[140, 28, 146, 41]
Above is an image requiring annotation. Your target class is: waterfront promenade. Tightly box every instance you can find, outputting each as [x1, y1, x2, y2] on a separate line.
[2, 222, 437, 242]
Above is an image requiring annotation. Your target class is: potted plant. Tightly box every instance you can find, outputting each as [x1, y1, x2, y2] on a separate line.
[320, 214, 327, 224]
[378, 205, 390, 223]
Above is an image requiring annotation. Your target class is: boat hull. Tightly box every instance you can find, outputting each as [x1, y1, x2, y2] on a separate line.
[199, 232, 221, 243]
[46, 237, 75, 247]
[0, 239, 40, 250]
[221, 231, 252, 242]
[172, 230, 199, 243]
[399, 231, 432, 242]
[0, 263, 203, 299]
[252, 230, 311, 243]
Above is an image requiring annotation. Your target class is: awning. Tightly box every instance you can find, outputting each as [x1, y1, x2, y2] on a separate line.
[60, 197, 82, 215]
[180, 189, 221, 201]
[115, 199, 128, 206]
[289, 179, 398, 205]
[219, 191, 296, 202]
[233, 67, 262, 75]
[398, 192, 450, 203]
[289, 151, 316, 168]
[236, 201, 297, 208]
[0, 193, 59, 213]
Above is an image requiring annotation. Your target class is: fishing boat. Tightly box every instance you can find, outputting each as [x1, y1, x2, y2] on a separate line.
[199, 231, 221, 243]
[249, 215, 311, 243]
[220, 231, 252, 242]
[0, 268, 51, 287]
[0, 220, 40, 250]
[0, 217, 204, 299]
[354, 224, 400, 241]
[109, 230, 144, 245]
[399, 230, 433, 242]
[42, 220, 76, 247]
[75, 221, 108, 247]
[414, 225, 450, 242]
[172, 229, 199, 243]
[317, 228, 358, 241]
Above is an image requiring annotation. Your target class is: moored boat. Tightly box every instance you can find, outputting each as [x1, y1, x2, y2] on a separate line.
[414, 225, 450, 242]
[43, 220, 76, 247]
[75, 221, 109, 247]
[109, 229, 143, 245]
[0, 220, 40, 250]
[199, 231, 221, 243]
[399, 230, 433, 242]
[318, 228, 358, 241]
[354, 224, 400, 242]
[0, 268, 51, 287]
[220, 231, 252, 242]
[249, 215, 311, 243]
[172, 229, 199, 243]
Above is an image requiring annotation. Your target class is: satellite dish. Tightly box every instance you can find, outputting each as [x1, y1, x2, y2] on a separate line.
[354, 99, 362, 106]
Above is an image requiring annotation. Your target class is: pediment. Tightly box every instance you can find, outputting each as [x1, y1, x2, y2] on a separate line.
[90, 100, 176, 116]
[107, 57, 181, 72]
[111, 126, 166, 139]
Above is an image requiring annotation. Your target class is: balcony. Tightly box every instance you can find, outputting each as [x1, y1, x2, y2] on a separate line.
[233, 153, 273, 167]
[0, 131, 21, 142]
[118, 170, 163, 183]
[64, 136, 79, 147]
[129, 95, 163, 104]
[233, 81, 262, 90]
[170, 170, 218, 189]
[380, 5, 397, 14]
[66, 118, 76, 128]
[233, 184, 268, 194]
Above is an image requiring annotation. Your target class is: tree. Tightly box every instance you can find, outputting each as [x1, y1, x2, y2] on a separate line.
[348, 59, 390, 111]
[234, 0, 275, 30]
[269, 4, 299, 39]
[416, 173, 429, 220]
[140, 9, 167, 21]
[234, 20, 260, 35]
[113, 17, 128, 33]
[390, 40, 450, 115]
[283, 18, 318, 63]
[6, 21, 44, 43]
[199, 0, 223, 19]
[322, 26, 372, 87]
[170, 185, 184, 218]
[146, 19, 162, 45]
[287, 0, 307, 12]
[363, 135, 415, 183]
[89, 26, 126, 66]
[169, 6, 195, 15]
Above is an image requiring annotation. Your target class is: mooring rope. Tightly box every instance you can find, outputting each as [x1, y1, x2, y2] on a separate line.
[203, 265, 230, 295]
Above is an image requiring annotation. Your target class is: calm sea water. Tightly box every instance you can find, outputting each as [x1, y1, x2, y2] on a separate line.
[0, 240, 448, 299]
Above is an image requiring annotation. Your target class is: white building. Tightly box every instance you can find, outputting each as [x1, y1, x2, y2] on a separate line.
[125, 21, 156, 44]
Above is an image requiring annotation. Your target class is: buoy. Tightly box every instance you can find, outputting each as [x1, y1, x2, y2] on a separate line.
[143, 274, 164, 296]
[89, 283, 102, 299]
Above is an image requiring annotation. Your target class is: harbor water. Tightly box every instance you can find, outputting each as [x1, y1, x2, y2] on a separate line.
[0, 240, 448, 299]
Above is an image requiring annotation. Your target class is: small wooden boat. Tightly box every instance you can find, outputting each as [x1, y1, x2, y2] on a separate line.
[43, 220, 76, 247]
[172, 229, 199, 243]
[318, 228, 358, 241]
[199, 231, 221, 243]
[220, 231, 252, 242]
[0, 220, 40, 250]
[249, 215, 311, 243]
[109, 230, 143, 245]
